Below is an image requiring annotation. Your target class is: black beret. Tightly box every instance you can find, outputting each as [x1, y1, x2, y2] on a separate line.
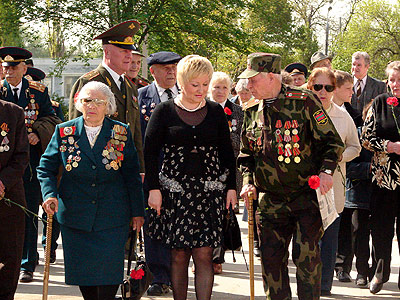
[25, 67, 46, 81]
[0, 47, 32, 66]
[147, 51, 182, 66]
[284, 62, 308, 77]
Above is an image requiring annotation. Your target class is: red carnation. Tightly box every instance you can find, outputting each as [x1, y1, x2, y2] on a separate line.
[224, 107, 232, 115]
[130, 268, 145, 280]
[308, 175, 320, 190]
[387, 97, 398, 107]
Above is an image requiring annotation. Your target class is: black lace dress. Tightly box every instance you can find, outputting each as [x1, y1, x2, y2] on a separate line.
[144, 99, 236, 249]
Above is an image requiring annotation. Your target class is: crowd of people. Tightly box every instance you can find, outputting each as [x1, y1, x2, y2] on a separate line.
[1, 18, 400, 300]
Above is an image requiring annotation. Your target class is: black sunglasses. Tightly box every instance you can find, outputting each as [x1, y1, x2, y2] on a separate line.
[313, 84, 335, 92]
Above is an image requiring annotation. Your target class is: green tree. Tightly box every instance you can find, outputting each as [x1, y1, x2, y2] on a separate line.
[0, 0, 23, 46]
[331, 0, 400, 79]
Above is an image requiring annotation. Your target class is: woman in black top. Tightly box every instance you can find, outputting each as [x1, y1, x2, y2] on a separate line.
[361, 60, 399, 294]
[144, 55, 237, 300]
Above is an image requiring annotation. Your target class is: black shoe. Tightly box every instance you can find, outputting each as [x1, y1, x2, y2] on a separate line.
[369, 277, 384, 294]
[355, 274, 368, 287]
[19, 271, 33, 283]
[147, 283, 170, 296]
[50, 250, 56, 264]
[337, 271, 352, 282]
[320, 290, 332, 296]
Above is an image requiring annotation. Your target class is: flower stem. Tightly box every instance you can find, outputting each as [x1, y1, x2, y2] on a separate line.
[1, 196, 47, 223]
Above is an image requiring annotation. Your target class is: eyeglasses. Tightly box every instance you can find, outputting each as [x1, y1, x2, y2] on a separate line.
[81, 98, 107, 106]
[313, 84, 335, 92]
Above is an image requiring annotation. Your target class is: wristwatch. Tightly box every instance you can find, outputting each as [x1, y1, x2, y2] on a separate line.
[321, 169, 333, 175]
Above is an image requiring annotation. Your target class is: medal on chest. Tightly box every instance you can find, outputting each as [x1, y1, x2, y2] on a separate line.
[0, 123, 10, 152]
[24, 94, 40, 133]
[59, 126, 81, 171]
[102, 125, 127, 170]
[275, 119, 301, 164]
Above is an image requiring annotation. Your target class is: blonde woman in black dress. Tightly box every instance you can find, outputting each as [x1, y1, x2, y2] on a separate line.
[144, 55, 237, 300]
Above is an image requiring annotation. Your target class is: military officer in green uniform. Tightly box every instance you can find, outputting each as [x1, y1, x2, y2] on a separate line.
[0, 47, 56, 283]
[69, 20, 144, 173]
[126, 49, 151, 89]
[237, 53, 344, 300]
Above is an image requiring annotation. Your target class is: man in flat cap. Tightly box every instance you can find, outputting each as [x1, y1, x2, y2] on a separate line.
[137, 51, 181, 296]
[0, 46, 57, 283]
[310, 51, 333, 70]
[126, 50, 151, 89]
[237, 52, 344, 300]
[69, 20, 145, 174]
[284, 62, 308, 87]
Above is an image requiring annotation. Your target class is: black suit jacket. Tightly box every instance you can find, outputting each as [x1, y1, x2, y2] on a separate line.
[351, 75, 386, 116]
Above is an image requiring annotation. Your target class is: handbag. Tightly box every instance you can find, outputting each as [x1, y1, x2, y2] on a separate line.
[222, 205, 242, 261]
[121, 228, 153, 300]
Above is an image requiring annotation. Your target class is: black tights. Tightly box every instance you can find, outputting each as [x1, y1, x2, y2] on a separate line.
[171, 247, 214, 300]
[79, 284, 119, 300]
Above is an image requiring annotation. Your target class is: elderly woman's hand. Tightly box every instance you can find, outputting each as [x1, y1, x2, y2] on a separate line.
[387, 141, 400, 155]
[42, 197, 58, 216]
[148, 189, 162, 216]
[132, 217, 144, 231]
[226, 189, 237, 210]
[240, 184, 257, 210]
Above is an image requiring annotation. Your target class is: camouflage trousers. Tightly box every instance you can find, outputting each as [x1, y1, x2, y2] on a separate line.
[256, 190, 324, 300]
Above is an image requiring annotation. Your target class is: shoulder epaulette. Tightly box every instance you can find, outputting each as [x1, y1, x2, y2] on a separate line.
[243, 98, 261, 110]
[137, 75, 150, 86]
[83, 69, 100, 80]
[286, 90, 308, 100]
[126, 78, 133, 88]
[51, 100, 60, 107]
[29, 80, 46, 92]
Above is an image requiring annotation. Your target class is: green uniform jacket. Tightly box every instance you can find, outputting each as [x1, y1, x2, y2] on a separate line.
[238, 85, 344, 197]
[68, 64, 144, 173]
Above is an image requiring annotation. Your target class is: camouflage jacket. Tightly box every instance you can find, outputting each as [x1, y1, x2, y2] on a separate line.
[237, 85, 344, 196]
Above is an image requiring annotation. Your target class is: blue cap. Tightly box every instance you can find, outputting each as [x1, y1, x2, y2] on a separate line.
[284, 62, 308, 77]
[0, 47, 32, 66]
[147, 51, 181, 66]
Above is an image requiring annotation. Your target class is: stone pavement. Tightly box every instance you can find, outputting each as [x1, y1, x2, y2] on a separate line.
[15, 204, 400, 300]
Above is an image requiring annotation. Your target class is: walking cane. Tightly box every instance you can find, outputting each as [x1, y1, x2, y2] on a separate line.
[248, 192, 255, 300]
[43, 203, 55, 300]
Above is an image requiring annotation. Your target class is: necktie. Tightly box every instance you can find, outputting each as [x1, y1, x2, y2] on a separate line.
[119, 76, 126, 99]
[165, 88, 174, 101]
[13, 88, 19, 103]
[356, 80, 362, 97]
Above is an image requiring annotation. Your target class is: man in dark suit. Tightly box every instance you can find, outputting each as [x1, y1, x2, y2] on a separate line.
[138, 51, 181, 296]
[0, 47, 56, 283]
[69, 20, 145, 174]
[0, 100, 29, 300]
[350, 51, 386, 118]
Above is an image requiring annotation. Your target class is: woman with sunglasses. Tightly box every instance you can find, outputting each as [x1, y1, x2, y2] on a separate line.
[307, 67, 361, 296]
[37, 81, 145, 300]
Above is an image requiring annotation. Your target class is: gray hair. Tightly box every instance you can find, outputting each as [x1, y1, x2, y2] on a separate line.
[352, 51, 370, 66]
[75, 81, 117, 115]
[386, 61, 400, 76]
[235, 79, 249, 93]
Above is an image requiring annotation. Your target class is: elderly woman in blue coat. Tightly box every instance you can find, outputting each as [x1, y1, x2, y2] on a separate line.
[38, 81, 145, 300]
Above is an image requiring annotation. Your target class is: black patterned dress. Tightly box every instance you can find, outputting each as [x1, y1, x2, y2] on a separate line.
[144, 99, 236, 249]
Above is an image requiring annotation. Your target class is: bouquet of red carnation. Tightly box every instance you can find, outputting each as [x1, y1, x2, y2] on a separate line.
[308, 175, 320, 190]
[387, 97, 400, 136]
[224, 107, 232, 115]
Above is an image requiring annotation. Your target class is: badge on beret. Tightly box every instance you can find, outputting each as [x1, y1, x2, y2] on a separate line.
[313, 110, 328, 125]
[60, 126, 76, 137]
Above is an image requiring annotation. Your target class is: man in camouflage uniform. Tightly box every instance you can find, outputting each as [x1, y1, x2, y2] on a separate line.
[238, 53, 344, 300]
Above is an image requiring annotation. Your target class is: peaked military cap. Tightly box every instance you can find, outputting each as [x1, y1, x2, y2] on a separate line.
[238, 53, 281, 79]
[310, 51, 332, 69]
[132, 49, 145, 57]
[25, 67, 46, 81]
[284, 62, 308, 77]
[147, 51, 182, 66]
[93, 20, 140, 50]
[0, 47, 32, 66]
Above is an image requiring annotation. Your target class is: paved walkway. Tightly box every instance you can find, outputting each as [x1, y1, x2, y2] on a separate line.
[15, 204, 400, 300]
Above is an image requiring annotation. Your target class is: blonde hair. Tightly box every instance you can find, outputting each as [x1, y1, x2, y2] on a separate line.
[177, 55, 214, 87]
[210, 72, 232, 90]
[386, 61, 400, 76]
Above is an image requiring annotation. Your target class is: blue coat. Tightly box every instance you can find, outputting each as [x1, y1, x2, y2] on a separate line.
[37, 116, 145, 232]
[138, 82, 161, 141]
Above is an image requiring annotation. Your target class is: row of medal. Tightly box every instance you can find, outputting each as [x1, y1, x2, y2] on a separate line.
[59, 136, 82, 171]
[141, 102, 156, 122]
[275, 120, 301, 164]
[24, 97, 40, 133]
[0, 123, 10, 152]
[101, 125, 127, 170]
